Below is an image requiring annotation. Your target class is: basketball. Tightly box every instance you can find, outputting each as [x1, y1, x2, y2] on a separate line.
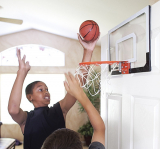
[79, 20, 99, 42]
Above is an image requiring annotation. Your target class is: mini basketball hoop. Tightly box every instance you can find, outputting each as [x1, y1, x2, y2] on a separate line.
[75, 61, 130, 96]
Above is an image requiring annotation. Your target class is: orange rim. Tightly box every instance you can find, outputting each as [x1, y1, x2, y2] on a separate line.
[79, 61, 128, 66]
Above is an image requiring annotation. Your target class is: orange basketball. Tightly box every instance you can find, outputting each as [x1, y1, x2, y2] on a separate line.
[79, 20, 99, 42]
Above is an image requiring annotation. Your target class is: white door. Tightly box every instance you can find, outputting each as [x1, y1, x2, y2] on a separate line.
[101, 2, 160, 149]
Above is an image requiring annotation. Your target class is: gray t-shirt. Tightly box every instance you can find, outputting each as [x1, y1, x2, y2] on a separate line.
[89, 142, 105, 149]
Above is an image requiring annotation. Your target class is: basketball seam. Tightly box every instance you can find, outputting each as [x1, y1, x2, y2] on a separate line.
[90, 24, 98, 41]
[90, 21, 95, 41]
[83, 20, 94, 39]
[79, 23, 97, 31]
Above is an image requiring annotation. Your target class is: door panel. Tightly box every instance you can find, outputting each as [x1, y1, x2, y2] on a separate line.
[108, 95, 122, 149]
[101, 2, 160, 149]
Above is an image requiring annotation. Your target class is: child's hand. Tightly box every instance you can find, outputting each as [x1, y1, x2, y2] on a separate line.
[64, 72, 84, 98]
[77, 32, 100, 52]
[17, 48, 31, 73]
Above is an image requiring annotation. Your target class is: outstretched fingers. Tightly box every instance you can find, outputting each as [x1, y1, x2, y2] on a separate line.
[64, 81, 70, 92]
[68, 72, 81, 87]
[26, 61, 31, 71]
[64, 72, 84, 98]
[16, 48, 31, 72]
[68, 72, 76, 81]
[77, 33, 85, 48]
[75, 74, 81, 86]
[65, 72, 80, 87]
[16, 48, 21, 62]
[22, 55, 26, 63]
[77, 33, 83, 43]
[65, 73, 72, 84]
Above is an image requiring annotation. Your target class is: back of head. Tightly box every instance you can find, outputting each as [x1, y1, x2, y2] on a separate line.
[41, 128, 83, 149]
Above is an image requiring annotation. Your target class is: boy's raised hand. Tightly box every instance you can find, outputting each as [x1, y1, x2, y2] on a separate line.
[64, 72, 105, 146]
[64, 72, 84, 99]
[17, 48, 30, 73]
[77, 32, 100, 52]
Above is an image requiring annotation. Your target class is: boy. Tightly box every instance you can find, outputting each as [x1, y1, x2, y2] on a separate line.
[41, 72, 105, 149]
[8, 33, 100, 149]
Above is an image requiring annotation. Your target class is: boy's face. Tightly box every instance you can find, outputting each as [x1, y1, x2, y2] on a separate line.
[31, 82, 50, 107]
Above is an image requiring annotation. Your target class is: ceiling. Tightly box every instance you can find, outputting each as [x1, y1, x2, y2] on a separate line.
[0, 0, 150, 45]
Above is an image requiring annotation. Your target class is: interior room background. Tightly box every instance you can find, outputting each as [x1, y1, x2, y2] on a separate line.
[0, 29, 101, 141]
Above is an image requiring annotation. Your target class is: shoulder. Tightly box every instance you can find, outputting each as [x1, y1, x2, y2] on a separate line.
[23, 110, 35, 123]
[53, 102, 61, 109]
[48, 102, 63, 117]
[50, 102, 65, 123]
[49, 102, 61, 112]
[88, 141, 105, 149]
[26, 110, 34, 117]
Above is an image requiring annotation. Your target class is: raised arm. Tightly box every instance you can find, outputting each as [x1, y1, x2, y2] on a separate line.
[8, 49, 30, 131]
[59, 33, 100, 120]
[64, 72, 105, 146]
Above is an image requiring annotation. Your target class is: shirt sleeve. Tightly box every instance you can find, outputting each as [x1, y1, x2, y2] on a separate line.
[88, 141, 105, 149]
[53, 102, 65, 127]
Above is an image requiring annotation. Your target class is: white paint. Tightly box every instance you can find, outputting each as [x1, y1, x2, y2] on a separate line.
[0, 0, 149, 45]
[101, 2, 160, 149]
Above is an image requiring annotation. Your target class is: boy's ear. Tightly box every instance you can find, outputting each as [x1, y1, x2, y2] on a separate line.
[26, 94, 32, 102]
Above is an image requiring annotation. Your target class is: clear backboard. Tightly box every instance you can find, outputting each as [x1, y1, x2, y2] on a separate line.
[108, 5, 151, 75]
